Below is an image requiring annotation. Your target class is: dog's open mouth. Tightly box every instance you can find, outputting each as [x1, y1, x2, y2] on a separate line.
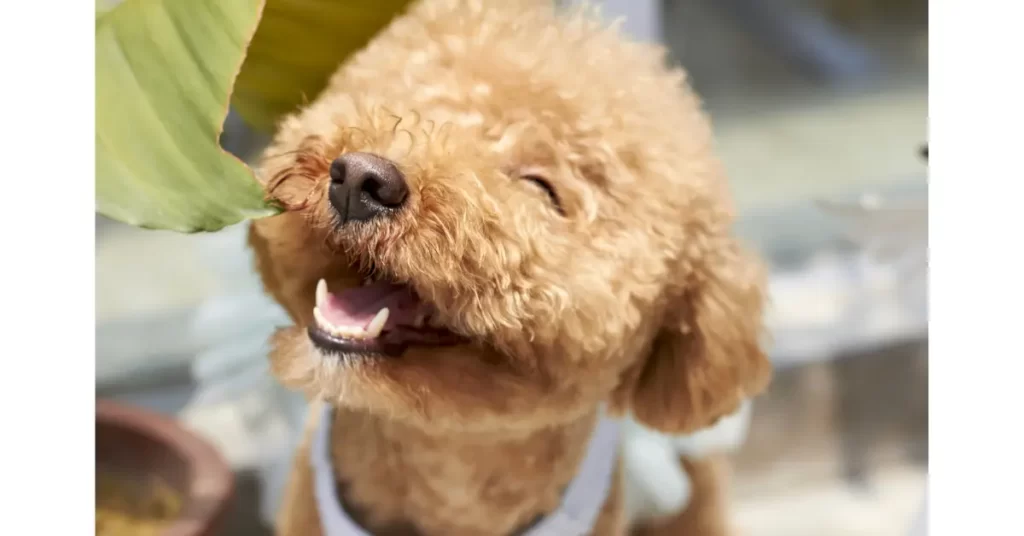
[309, 279, 465, 357]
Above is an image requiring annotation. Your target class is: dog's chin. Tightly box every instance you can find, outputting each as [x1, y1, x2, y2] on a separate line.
[276, 336, 519, 432]
[272, 331, 467, 413]
[271, 326, 598, 434]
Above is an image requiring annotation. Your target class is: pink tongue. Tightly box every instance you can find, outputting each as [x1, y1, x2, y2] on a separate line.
[320, 282, 422, 329]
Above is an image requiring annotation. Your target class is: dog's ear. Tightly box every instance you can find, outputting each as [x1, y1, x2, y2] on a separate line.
[612, 236, 772, 434]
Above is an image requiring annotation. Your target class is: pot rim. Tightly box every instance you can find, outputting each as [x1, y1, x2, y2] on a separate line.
[96, 399, 234, 536]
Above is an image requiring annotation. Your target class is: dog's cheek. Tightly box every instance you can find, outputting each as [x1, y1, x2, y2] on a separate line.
[268, 326, 321, 393]
[249, 215, 341, 323]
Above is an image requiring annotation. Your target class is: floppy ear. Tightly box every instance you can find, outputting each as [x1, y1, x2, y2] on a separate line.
[613, 236, 772, 434]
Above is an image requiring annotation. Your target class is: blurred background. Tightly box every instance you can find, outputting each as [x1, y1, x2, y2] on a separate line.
[96, 0, 927, 534]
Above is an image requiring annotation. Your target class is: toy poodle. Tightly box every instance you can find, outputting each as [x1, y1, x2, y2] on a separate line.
[249, 0, 771, 534]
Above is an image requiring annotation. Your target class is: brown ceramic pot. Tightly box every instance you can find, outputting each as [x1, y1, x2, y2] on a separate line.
[96, 399, 235, 536]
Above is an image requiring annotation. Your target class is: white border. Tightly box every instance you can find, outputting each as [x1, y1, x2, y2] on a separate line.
[931, 0, 1024, 534]
[2, 0, 94, 532]
[2, 1, 1018, 534]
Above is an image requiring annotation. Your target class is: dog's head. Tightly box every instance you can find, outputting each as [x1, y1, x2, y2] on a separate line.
[250, 0, 770, 435]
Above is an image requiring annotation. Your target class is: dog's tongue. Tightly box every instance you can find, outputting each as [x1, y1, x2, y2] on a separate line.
[320, 282, 422, 329]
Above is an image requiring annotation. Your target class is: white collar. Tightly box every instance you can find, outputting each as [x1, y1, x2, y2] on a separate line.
[311, 405, 621, 536]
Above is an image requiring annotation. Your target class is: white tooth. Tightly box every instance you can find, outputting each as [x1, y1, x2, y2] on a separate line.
[316, 279, 328, 307]
[313, 307, 331, 330]
[365, 308, 390, 338]
[414, 313, 426, 328]
[348, 328, 367, 340]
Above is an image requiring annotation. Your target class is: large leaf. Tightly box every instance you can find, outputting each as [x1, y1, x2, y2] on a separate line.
[96, 0, 275, 232]
[96, 0, 412, 232]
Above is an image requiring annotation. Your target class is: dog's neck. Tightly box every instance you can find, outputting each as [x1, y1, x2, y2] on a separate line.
[328, 407, 601, 536]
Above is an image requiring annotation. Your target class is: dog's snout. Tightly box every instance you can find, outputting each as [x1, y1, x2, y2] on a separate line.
[328, 152, 409, 224]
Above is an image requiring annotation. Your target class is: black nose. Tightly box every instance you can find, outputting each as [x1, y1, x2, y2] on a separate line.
[328, 152, 409, 224]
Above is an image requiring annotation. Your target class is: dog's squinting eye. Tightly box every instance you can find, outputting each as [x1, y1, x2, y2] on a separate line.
[519, 173, 564, 215]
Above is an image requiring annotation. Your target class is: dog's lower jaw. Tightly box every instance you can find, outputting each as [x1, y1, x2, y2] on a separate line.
[321, 406, 626, 536]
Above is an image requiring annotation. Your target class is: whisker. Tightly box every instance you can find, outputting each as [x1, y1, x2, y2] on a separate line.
[259, 149, 306, 163]
[265, 170, 321, 211]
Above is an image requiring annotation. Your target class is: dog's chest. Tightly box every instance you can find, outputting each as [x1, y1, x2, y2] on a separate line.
[327, 418, 589, 535]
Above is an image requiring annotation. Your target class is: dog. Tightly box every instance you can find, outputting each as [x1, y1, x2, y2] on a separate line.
[248, 1, 771, 534]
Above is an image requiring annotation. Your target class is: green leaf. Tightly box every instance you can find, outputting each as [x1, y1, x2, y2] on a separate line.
[96, 0, 277, 232]
[232, 0, 414, 132]
[96, 0, 411, 232]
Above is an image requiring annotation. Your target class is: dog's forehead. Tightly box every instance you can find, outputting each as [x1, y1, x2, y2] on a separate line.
[334, 8, 682, 146]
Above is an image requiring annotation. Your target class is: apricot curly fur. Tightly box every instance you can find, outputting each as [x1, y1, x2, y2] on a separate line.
[249, 1, 771, 534]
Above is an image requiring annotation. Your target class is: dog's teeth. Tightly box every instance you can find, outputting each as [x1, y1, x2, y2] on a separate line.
[316, 279, 328, 307]
[341, 326, 366, 339]
[413, 313, 426, 328]
[314, 305, 362, 339]
[365, 308, 390, 338]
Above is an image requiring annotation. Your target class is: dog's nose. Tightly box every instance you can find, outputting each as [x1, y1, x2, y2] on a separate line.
[328, 152, 409, 223]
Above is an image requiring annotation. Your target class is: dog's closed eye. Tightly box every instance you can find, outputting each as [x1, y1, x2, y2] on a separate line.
[518, 170, 564, 215]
